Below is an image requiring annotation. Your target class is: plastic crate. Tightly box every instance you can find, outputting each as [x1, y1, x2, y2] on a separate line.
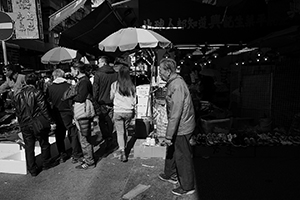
[201, 118, 232, 134]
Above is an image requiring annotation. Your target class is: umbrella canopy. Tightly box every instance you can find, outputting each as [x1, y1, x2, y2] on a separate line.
[98, 27, 171, 52]
[41, 47, 77, 64]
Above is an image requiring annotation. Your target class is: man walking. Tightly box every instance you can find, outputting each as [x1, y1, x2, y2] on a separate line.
[93, 56, 118, 151]
[158, 58, 196, 196]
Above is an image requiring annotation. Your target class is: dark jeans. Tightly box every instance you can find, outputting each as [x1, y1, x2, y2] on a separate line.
[60, 111, 82, 158]
[21, 126, 51, 173]
[98, 105, 114, 140]
[164, 133, 195, 191]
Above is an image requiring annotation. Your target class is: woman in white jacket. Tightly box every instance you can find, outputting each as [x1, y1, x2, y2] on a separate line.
[110, 64, 136, 162]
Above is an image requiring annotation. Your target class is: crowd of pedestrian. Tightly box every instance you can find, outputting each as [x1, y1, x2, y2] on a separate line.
[0, 57, 196, 196]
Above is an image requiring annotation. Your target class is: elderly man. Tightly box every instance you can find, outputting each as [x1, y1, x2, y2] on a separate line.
[46, 69, 83, 164]
[158, 58, 196, 196]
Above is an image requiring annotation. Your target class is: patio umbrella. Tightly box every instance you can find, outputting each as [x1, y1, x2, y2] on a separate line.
[98, 27, 171, 52]
[41, 47, 77, 64]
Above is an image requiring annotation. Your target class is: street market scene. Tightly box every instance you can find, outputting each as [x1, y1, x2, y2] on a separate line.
[0, 0, 300, 199]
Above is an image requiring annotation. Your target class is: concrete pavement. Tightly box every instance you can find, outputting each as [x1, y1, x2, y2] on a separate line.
[0, 142, 300, 200]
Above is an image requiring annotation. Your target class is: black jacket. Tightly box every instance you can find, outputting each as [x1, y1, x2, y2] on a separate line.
[46, 78, 72, 112]
[93, 65, 117, 106]
[14, 85, 52, 129]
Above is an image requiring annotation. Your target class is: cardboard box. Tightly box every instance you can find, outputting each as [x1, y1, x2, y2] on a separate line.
[134, 139, 166, 158]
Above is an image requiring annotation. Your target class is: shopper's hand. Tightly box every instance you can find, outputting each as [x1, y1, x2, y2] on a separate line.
[162, 138, 172, 146]
[50, 123, 56, 131]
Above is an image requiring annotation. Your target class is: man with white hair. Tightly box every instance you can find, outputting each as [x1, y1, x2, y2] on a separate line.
[158, 58, 196, 196]
[46, 69, 83, 164]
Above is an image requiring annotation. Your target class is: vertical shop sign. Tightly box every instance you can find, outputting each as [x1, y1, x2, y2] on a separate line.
[11, 0, 40, 39]
[36, 0, 43, 39]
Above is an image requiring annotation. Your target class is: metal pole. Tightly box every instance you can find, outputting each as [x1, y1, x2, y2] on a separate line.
[1, 40, 8, 65]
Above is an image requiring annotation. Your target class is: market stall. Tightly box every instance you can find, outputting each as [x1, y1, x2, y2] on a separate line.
[98, 27, 172, 140]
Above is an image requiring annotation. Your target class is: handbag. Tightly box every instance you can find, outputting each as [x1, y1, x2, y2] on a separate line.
[73, 98, 95, 120]
[62, 78, 84, 101]
[62, 84, 77, 101]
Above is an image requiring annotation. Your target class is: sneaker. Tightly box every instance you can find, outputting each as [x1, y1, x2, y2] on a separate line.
[71, 156, 84, 164]
[158, 173, 178, 184]
[75, 162, 95, 170]
[172, 186, 195, 196]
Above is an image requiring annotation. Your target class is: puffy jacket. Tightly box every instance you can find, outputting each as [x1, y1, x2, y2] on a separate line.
[14, 85, 52, 129]
[165, 73, 196, 139]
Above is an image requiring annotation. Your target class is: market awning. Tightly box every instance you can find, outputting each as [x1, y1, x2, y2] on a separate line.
[248, 26, 300, 55]
[59, 0, 126, 56]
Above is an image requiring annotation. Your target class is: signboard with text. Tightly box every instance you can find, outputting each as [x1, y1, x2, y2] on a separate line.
[10, 0, 40, 39]
[138, 0, 297, 45]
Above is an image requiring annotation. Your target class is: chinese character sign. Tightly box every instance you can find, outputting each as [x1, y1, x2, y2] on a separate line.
[12, 0, 40, 39]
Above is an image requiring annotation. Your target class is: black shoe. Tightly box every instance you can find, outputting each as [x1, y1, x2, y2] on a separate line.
[158, 173, 178, 184]
[42, 160, 59, 170]
[120, 151, 128, 162]
[172, 186, 195, 196]
[71, 156, 84, 164]
[29, 167, 42, 177]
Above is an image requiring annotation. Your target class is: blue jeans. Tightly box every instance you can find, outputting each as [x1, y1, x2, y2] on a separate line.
[113, 112, 134, 151]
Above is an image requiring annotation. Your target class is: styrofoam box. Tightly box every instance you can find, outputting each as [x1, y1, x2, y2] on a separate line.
[133, 139, 166, 158]
[0, 135, 68, 175]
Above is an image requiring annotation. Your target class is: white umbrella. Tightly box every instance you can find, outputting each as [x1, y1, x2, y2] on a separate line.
[98, 27, 171, 52]
[41, 47, 77, 64]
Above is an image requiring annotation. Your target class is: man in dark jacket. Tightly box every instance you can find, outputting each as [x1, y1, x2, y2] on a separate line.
[93, 56, 118, 150]
[158, 58, 196, 196]
[46, 69, 82, 164]
[13, 73, 57, 176]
